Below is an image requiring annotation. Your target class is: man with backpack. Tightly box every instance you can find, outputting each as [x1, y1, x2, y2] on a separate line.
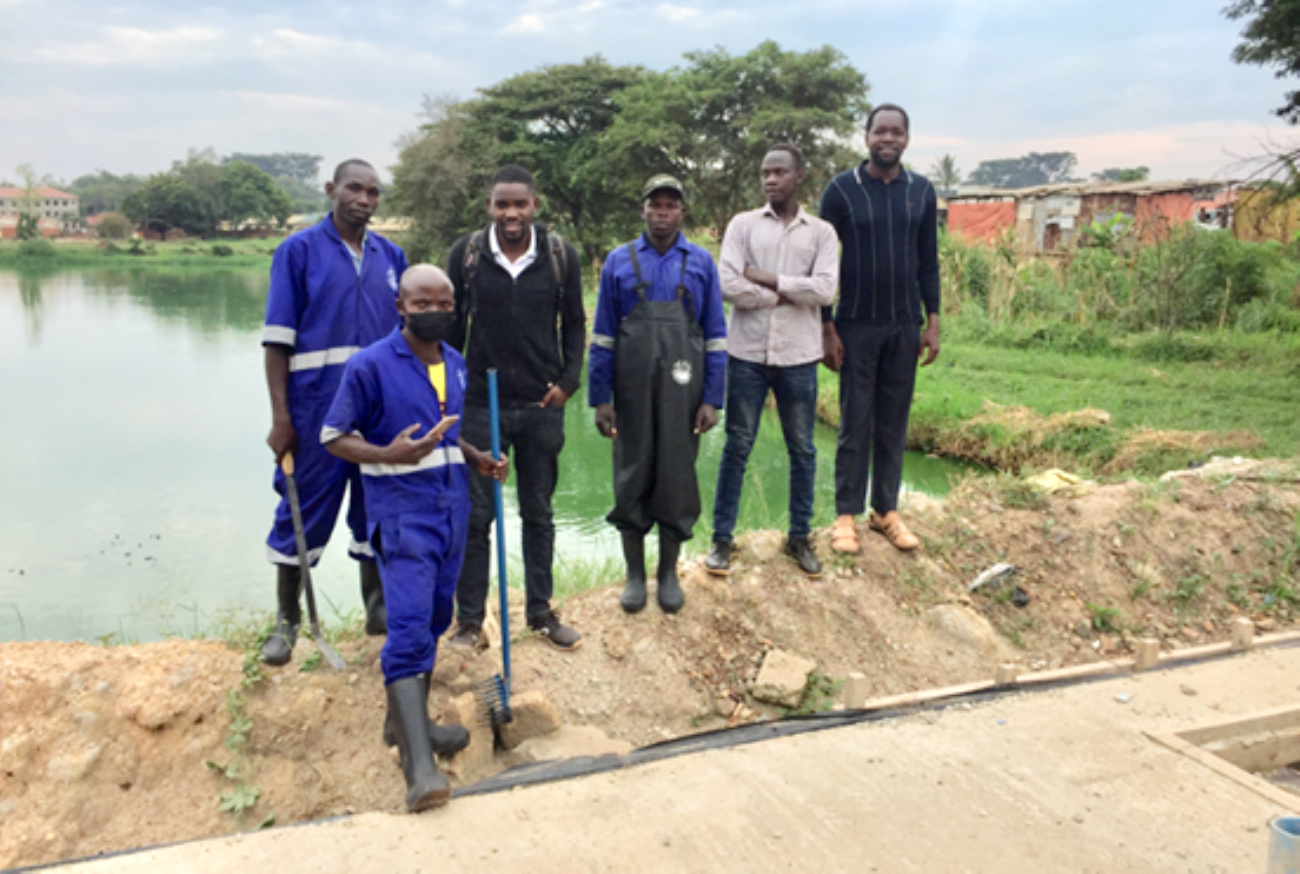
[446, 165, 586, 651]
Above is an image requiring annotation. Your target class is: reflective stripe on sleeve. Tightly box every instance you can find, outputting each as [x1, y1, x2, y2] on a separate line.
[360, 446, 466, 477]
[705, 338, 728, 352]
[263, 325, 297, 346]
[348, 539, 375, 558]
[591, 333, 615, 349]
[320, 427, 361, 444]
[289, 346, 362, 372]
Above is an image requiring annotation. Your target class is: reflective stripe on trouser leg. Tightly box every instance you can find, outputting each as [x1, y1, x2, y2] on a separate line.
[375, 506, 468, 684]
[266, 402, 357, 566]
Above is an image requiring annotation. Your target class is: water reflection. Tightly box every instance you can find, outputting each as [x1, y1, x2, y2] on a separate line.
[0, 266, 967, 643]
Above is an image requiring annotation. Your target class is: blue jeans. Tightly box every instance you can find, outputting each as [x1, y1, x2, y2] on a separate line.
[712, 357, 818, 542]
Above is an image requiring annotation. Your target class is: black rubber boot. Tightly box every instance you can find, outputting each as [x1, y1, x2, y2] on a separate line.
[657, 533, 685, 614]
[620, 531, 648, 614]
[387, 676, 452, 812]
[260, 565, 301, 666]
[360, 560, 387, 636]
[382, 673, 470, 755]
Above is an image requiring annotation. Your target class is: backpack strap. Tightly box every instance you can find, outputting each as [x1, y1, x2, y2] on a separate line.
[461, 228, 488, 321]
[548, 230, 568, 314]
[674, 248, 695, 316]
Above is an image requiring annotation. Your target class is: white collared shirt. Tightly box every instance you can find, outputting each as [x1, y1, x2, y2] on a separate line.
[489, 225, 537, 279]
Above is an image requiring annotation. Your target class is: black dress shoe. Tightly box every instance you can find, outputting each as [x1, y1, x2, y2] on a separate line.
[703, 539, 733, 577]
[785, 537, 823, 578]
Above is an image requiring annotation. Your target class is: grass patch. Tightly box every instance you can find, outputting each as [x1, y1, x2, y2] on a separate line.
[0, 238, 277, 267]
[816, 318, 1300, 476]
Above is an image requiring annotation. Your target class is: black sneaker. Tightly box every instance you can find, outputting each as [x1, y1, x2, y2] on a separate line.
[704, 539, 733, 577]
[527, 611, 583, 652]
[785, 537, 823, 578]
[448, 621, 482, 649]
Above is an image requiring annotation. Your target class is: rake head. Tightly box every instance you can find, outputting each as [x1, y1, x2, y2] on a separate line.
[475, 674, 513, 727]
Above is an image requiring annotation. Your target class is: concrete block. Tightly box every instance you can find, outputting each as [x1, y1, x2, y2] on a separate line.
[1134, 638, 1160, 672]
[1231, 617, 1254, 652]
[843, 672, 869, 709]
[751, 650, 817, 708]
[497, 689, 563, 751]
[443, 691, 496, 784]
[995, 664, 1021, 685]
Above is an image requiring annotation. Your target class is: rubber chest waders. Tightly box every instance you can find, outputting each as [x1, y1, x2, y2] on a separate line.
[608, 243, 705, 542]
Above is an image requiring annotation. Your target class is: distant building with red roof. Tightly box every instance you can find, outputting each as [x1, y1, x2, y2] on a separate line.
[0, 186, 80, 238]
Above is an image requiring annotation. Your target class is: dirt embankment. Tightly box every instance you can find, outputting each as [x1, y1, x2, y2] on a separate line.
[3, 467, 1298, 869]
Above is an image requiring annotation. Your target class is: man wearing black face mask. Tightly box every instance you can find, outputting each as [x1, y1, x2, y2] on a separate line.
[323, 264, 507, 812]
[446, 165, 585, 652]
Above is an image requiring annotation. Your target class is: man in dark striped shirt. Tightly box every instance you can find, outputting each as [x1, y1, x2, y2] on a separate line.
[819, 104, 941, 555]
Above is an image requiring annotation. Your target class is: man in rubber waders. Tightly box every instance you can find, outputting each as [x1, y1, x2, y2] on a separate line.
[322, 264, 508, 812]
[589, 175, 727, 615]
[819, 104, 941, 556]
[261, 159, 408, 666]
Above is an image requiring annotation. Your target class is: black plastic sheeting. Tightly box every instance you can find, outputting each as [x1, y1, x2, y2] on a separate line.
[16, 633, 1300, 873]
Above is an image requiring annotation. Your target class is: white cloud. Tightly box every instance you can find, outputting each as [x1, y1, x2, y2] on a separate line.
[657, 4, 699, 21]
[506, 14, 545, 33]
[23, 25, 223, 67]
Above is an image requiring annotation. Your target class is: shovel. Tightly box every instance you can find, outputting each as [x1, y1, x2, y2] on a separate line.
[280, 452, 346, 671]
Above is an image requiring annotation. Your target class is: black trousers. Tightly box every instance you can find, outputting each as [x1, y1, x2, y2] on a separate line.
[834, 320, 920, 517]
[455, 403, 565, 624]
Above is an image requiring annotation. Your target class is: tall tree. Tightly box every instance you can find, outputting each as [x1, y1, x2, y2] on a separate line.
[1226, 0, 1300, 124]
[219, 161, 292, 229]
[225, 153, 323, 184]
[929, 155, 961, 195]
[1092, 166, 1151, 182]
[389, 94, 491, 262]
[605, 41, 870, 235]
[69, 170, 146, 216]
[966, 152, 1079, 188]
[13, 164, 42, 239]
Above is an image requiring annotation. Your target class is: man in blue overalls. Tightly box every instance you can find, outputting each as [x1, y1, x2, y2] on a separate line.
[261, 159, 409, 666]
[322, 264, 507, 812]
[589, 175, 727, 615]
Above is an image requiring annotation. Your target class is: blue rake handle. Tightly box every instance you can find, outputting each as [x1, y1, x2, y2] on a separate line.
[488, 369, 511, 696]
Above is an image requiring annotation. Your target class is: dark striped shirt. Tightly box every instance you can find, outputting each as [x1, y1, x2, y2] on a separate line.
[819, 163, 940, 325]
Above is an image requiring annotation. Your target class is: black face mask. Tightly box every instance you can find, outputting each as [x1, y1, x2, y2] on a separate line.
[406, 311, 455, 344]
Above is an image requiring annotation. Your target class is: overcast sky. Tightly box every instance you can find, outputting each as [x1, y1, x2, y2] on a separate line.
[2, 0, 1294, 186]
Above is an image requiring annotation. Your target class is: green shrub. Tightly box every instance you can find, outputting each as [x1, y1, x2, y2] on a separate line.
[16, 237, 56, 258]
[94, 212, 134, 240]
[211, 244, 235, 257]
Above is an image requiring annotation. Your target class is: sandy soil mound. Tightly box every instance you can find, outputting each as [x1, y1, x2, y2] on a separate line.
[2, 472, 1297, 869]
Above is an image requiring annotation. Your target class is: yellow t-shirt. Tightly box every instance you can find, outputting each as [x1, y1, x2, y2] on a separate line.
[427, 363, 446, 416]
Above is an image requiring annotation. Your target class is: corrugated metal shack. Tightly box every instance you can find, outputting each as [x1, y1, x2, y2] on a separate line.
[948, 179, 1232, 252]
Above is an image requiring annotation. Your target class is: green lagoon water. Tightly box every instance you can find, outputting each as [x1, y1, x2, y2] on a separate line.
[0, 266, 965, 643]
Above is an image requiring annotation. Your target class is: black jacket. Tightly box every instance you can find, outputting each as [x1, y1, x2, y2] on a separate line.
[447, 224, 586, 409]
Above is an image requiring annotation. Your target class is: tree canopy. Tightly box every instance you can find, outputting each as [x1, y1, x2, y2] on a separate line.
[390, 42, 870, 263]
[1092, 166, 1151, 183]
[122, 151, 292, 237]
[1226, 0, 1300, 124]
[966, 152, 1079, 188]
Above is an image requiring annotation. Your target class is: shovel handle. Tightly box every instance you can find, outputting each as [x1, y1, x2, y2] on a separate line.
[281, 453, 295, 477]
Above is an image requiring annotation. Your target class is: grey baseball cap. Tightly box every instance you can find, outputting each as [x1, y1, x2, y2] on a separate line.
[642, 174, 685, 201]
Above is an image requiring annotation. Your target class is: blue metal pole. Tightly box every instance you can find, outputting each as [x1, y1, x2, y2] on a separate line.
[487, 369, 511, 694]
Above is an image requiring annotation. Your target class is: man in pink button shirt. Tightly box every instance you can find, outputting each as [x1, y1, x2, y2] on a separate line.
[705, 143, 839, 578]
